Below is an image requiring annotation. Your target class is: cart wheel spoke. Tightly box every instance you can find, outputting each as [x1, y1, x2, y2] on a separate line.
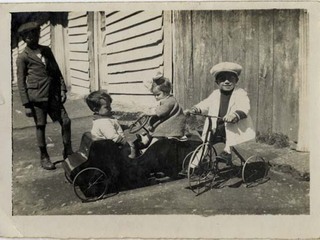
[73, 167, 110, 202]
[187, 144, 217, 195]
[242, 155, 270, 187]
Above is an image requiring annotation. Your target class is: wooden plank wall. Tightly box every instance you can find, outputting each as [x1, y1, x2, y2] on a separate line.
[39, 22, 51, 47]
[11, 48, 20, 84]
[173, 10, 303, 142]
[297, 10, 308, 151]
[51, 24, 69, 87]
[272, 10, 300, 140]
[100, 10, 164, 99]
[67, 12, 90, 95]
[11, 22, 51, 84]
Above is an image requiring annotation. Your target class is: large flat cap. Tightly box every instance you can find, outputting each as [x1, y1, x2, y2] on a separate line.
[18, 22, 40, 34]
[210, 62, 242, 80]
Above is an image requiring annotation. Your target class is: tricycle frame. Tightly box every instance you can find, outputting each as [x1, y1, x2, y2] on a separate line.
[183, 113, 270, 195]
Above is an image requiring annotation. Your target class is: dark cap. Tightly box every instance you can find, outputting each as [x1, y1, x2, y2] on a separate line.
[18, 22, 40, 35]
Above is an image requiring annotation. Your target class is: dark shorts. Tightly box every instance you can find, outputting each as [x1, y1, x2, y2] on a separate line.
[31, 97, 69, 126]
[211, 122, 226, 144]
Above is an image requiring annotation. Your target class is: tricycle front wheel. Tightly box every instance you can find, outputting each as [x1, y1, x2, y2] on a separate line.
[187, 144, 217, 195]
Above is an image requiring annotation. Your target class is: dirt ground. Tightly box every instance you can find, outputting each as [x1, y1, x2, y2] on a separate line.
[12, 115, 310, 216]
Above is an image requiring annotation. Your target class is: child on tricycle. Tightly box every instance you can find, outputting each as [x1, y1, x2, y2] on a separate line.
[184, 62, 256, 166]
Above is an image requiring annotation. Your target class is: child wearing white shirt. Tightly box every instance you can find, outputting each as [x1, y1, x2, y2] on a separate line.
[86, 90, 136, 158]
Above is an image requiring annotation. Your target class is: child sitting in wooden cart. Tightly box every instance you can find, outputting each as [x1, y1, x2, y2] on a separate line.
[85, 90, 138, 159]
[135, 72, 187, 154]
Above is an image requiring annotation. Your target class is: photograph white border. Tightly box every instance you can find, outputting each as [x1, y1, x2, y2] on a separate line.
[1, 1, 319, 239]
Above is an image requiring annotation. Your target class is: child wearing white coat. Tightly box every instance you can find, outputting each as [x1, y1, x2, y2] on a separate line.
[184, 62, 255, 166]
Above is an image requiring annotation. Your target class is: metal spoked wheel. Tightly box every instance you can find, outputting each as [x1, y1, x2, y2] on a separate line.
[73, 167, 110, 202]
[187, 144, 217, 195]
[242, 155, 270, 187]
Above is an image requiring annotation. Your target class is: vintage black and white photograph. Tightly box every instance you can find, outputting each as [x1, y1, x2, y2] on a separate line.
[1, 1, 320, 239]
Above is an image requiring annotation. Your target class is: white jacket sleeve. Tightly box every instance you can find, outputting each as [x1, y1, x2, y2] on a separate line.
[193, 92, 215, 114]
[232, 89, 251, 115]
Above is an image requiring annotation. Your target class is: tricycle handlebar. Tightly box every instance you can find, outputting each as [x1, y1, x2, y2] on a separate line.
[189, 112, 222, 119]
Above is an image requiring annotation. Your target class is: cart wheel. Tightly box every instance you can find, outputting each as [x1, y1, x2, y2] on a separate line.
[242, 155, 269, 187]
[187, 144, 217, 195]
[64, 171, 72, 184]
[73, 167, 110, 202]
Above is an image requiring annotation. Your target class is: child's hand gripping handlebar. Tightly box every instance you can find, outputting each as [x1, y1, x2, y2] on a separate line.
[184, 109, 221, 119]
[184, 109, 239, 123]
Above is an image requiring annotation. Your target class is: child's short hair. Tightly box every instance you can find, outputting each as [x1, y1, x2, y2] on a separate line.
[85, 90, 112, 112]
[151, 75, 172, 94]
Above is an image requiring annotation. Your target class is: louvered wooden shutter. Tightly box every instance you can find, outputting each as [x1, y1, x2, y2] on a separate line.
[100, 11, 164, 95]
[67, 12, 90, 94]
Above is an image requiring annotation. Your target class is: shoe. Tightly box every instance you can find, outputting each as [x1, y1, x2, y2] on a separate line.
[179, 167, 201, 177]
[216, 151, 233, 166]
[128, 140, 139, 159]
[178, 169, 187, 176]
[140, 133, 152, 147]
[154, 172, 165, 178]
[40, 157, 56, 170]
[128, 150, 136, 159]
[134, 134, 151, 149]
[133, 134, 144, 149]
[135, 134, 142, 141]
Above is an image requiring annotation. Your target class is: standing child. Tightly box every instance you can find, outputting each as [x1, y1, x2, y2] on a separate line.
[137, 73, 186, 151]
[16, 22, 73, 170]
[85, 90, 137, 159]
[184, 62, 255, 166]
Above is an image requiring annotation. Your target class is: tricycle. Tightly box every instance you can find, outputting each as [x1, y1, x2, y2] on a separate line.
[181, 113, 270, 195]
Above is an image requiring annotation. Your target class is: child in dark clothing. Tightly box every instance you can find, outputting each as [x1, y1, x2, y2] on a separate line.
[147, 73, 186, 138]
[16, 22, 73, 170]
[136, 73, 186, 152]
[184, 62, 255, 166]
